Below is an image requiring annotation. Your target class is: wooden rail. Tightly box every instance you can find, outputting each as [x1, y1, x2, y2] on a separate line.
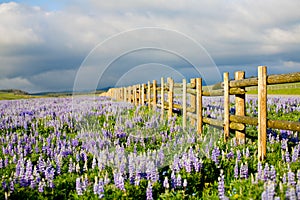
[103, 66, 300, 161]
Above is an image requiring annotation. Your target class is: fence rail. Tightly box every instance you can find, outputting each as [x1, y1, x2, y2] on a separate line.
[103, 66, 300, 160]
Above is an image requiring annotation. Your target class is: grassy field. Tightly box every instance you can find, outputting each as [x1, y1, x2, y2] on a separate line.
[246, 82, 300, 95]
[0, 82, 299, 100]
[0, 92, 35, 100]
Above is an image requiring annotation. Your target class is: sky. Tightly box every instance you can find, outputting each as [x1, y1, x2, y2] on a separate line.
[0, 0, 300, 93]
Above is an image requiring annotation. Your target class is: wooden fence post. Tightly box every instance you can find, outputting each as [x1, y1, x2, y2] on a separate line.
[123, 87, 127, 102]
[196, 78, 202, 134]
[138, 84, 141, 105]
[161, 77, 164, 122]
[148, 81, 151, 109]
[235, 71, 246, 144]
[153, 80, 157, 109]
[134, 85, 137, 105]
[258, 66, 267, 161]
[190, 78, 196, 126]
[182, 79, 187, 130]
[168, 78, 174, 118]
[224, 72, 230, 142]
[141, 84, 145, 105]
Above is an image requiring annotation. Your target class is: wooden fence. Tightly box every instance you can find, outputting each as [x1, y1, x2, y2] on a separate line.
[104, 66, 300, 160]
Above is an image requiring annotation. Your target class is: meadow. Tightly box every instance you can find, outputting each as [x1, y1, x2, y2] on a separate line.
[0, 95, 299, 199]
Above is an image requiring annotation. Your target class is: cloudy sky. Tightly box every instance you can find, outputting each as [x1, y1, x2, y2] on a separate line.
[0, 0, 300, 93]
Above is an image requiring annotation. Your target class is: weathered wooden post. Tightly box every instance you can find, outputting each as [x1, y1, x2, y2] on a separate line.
[168, 77, 174, 118]
[182, 79, 187, 130]
[138, 84, 141, 105]
[123, 87, 127, 102]
[161, 77, 165, 122]
[223, 72, 230, 142]
[148, 81, 151, 109]
[141, 84, 145, 105]
[235, 71, 246, 144]
[190, 78, 196, 126]
[196, 78, 202, 134]
[258, 66, 267, 160]
[153, 80, 157, 109]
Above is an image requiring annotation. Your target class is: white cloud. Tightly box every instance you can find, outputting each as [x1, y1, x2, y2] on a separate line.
[0, 0, 300, 92]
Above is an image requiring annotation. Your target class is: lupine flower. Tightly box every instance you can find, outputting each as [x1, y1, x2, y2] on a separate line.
[240, 162, 248, 179]
[218, 170, 227, 200]
[288, 170, 296, 186]
[282, 173, 287, 184]
[176, 174, 182, 188]
[236, 150, 241, 161]
[76, 177, 83, 195]
[285, 187, 296, 200]
[146, 181, 153, 200]
[263, 163, 269, 181]
[183, 179, 187, 188]
[211, 147, 220, 165]
[226, 150, 234, 159]
[163, 176, 169, 189]
[38, 179, 45, 193]
[285, 150, 291, 163]
[234, 160, 239, 179]
[171, 171, 176, 188]
[257, 162, 263, 181]
[269, 165, 276, 181]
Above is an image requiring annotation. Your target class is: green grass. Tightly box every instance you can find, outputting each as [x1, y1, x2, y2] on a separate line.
[246, 82, 300, 95]
[246, 88, 300, 95]
[0, 92, 35, 100]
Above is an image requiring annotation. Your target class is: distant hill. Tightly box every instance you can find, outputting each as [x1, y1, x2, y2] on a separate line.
[0, 89, 29, 95]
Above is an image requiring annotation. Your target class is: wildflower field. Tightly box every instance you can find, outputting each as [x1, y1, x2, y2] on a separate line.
[0, 95, 299, 199]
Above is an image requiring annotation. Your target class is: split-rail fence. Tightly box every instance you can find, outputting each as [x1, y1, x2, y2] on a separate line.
[104, 66, 300, 160]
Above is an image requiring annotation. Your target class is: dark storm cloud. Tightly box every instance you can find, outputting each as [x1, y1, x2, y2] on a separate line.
[0, 0, 300, 92]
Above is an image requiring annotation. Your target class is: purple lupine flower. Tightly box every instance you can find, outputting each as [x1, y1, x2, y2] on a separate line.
[163, 176, 169, 189]
[234, 160, 239, 179]
[76, 177, 83, 195]
[263, 163, 269, 181]
[257, 162, 263, 181]
[193, 158, 202, 172]
[240, 162, 248, 179]
[269, 165, 276, 181]
[30, 175, 36, 189]
[68, 158, 74, 173]
[82, 175, 88, 191]
[297, 170, 300, 181]
[245, 147, 250, 158]
[134, 174, 140, 186]
[266, 181, 275, 199]
[171, 171, 176, 189]
[292, 145, 299, 162]
[117, 174, 125, 191]
[93, 177, 98, 194]
[176, 174, 182, 188]
[285, 187, 296, 200]
[2, 180, 7, 191]
[9, 180, 14, 192]
[296, 181, 300, 198]
[218, 170, 227, 200]
[285, 150, 291, 163]
[282, 173, 287, 184]
[146, 181, 153, 200]
[0, 158, 3, 169]
[183, 179, 187, 187]
[281, 139, 288, 151]
[236, 150, 241, 161]
[38, 179, 45, 193]
[211, 147, 220, 165]
[288, 170, 296, 186]
[4, 157, 8, 167]
[226, 151, 234, 159]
